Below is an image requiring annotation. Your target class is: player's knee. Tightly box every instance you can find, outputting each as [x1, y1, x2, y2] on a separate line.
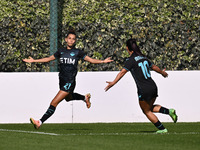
[50, 101, 58, 107]
[151, 105, 156, 111]
[141, 109, 151, 115]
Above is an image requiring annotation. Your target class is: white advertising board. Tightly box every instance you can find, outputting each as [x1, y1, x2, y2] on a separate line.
[0, 71, 199, 123]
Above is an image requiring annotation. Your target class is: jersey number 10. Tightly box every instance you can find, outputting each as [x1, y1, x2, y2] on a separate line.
[138, 61, 151, 79]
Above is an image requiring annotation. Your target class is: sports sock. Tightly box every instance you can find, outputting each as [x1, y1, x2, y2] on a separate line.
[154, 121, 165, 130]
[40, 105, 56, 123]
[71, 93, 85, 100]
[65, 93, 85, 102]
[159, 107, 169, 114]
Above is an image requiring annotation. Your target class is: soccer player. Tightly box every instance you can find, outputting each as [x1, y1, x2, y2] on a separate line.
[23, 30, 113, 129]
[105, 39, 177, 133]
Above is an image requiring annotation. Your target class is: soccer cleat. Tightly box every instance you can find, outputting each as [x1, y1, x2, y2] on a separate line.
[30, 118, 41, 129]
[156, 128, 168, 134]
[169, 109, 178, 123]
[85, 93, 91, 109]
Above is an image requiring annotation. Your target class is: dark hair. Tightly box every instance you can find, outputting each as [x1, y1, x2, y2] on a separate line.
[65, 29, 76, 38]
[126, 39, 144, 56]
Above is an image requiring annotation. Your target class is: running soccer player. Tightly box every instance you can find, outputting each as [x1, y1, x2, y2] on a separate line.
[23, 30, 113, 129]
[105, 39, 177, 133]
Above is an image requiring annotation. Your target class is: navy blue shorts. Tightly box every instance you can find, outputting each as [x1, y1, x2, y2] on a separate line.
[59, 77, 76, 93]
[138, 87, 158, 101]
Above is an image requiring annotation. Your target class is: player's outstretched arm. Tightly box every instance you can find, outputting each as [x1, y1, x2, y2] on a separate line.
[84, 56, 113, 64]
[23, 55, 56, 63]
[151, 65, 168, 78]
[105, 68, 128, 92]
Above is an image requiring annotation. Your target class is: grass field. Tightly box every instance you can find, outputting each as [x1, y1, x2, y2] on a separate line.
[0, 122, 199, 150]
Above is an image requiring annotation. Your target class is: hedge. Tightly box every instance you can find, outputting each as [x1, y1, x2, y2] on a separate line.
[0, 0, 199, 72]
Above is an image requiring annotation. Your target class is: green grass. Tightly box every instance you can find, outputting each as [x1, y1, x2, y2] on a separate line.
[0, 123, 200, 150]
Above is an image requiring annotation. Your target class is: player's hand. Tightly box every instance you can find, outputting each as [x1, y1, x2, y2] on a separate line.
[161, 69, 168, 78]
[104, 81, 115, 92]
[103, 57, 114, 63]
[23, 56, 34, 63]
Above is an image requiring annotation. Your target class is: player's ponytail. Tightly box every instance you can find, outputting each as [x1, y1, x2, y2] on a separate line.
[126, 39, 144, 56]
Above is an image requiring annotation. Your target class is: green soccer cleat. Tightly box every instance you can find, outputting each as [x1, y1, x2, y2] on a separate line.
[169, 109, 178, 123]
[156, 129, 168, 134]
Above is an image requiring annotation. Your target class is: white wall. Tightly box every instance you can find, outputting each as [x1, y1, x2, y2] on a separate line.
[0, 71, 199, 123]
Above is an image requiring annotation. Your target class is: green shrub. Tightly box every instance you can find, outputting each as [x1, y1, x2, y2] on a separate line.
[0, 0, 199, 71]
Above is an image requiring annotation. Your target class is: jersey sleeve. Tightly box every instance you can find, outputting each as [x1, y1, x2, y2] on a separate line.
[54, 50, 60, 59]
[78, 50, 87, 59]
[123, 58, 133, 71]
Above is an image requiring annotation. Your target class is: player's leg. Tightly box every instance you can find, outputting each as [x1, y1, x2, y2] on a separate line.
[152, 104, 168, 113]
[30, 90, 69, 129]
[152, 105, 178, 123]
[50, 90, 70, 107]
[139, 98, 159, 123]
[60, 79, 91, 108]
[65, 93, 91, 108]
[139, 98, 167, 133]
[41, 90, 69, 122]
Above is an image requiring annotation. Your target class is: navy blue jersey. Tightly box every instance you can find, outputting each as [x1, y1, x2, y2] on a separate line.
[123, 53, 158, 101]
[54, 47, 86, 80]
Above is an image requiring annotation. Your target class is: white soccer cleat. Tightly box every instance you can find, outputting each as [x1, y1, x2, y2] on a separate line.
[30, 118, 41, 129]
[85, 93, 91, 109]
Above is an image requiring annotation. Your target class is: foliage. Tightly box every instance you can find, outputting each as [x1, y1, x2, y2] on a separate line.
[0, 0, 199, 71]
[0, 0, 50, 71]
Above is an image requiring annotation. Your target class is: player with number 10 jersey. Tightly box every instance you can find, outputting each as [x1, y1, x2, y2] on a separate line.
[124, 53, 158, 101]
[105, 38, 177, 133]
